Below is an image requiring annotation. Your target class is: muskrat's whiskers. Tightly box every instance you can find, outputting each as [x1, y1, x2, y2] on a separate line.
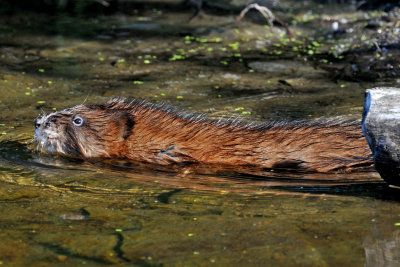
[40, 108, 47, 117]
[81, 94, 90, 106]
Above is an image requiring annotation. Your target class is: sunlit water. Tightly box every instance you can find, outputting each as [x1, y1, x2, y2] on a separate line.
[1, 0, 400, 265]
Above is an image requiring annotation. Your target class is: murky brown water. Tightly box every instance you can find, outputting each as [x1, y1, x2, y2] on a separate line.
[1, 0, 400, 265]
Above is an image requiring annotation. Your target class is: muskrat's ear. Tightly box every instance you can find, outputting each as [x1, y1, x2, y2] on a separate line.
[119, 112, 135, 139]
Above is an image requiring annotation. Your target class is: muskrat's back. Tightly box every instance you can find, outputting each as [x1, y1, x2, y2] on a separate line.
[34, 98, 372, 172]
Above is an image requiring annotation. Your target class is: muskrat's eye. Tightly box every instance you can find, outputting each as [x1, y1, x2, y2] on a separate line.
[73, 116, 84, 126]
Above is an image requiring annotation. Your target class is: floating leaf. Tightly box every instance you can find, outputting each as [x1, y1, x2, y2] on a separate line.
[312, 41, 321, 47]
[169, 54, 185, 61]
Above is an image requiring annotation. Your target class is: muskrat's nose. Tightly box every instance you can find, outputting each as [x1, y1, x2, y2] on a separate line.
[34, 119, 41, 129]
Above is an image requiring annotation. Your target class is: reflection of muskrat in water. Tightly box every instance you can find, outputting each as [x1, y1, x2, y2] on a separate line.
[34, 98, 372, 172]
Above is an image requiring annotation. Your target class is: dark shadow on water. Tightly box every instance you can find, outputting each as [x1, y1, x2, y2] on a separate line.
[270, 183, 400, 201]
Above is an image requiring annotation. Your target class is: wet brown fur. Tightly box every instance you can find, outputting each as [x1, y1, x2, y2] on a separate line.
[34, 98, 373, 172]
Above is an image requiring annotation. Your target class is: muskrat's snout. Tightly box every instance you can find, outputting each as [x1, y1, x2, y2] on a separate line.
[34, 117, 42, 129]
[34, 115, 48, 132]
[34, 116, 45, 139]
[33, 115, 52, 141]
[33, 113, 67, 155]
[34, 115, 53, 131]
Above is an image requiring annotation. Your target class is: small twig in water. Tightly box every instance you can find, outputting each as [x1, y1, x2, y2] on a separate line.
[236, 3, 293, 38]
[372, 40, 383, 55]
[237, 3, 275, 26]
[95, 0, 110, 7]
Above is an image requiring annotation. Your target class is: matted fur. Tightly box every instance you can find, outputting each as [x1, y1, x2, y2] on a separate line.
[34, 98, 373, 172]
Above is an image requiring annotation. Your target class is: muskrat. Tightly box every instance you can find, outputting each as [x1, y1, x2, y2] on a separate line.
[34, 98, 373, 172]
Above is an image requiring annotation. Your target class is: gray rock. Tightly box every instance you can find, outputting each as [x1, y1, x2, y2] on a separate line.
[247, 61, 326, 77]
[362, 87, 400, 187]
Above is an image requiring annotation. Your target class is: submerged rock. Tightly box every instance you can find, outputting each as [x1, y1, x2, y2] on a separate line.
[247, 61, 324, 77]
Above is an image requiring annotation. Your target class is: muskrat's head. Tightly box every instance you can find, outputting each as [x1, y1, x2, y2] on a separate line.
[34, 99, 135, 158]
